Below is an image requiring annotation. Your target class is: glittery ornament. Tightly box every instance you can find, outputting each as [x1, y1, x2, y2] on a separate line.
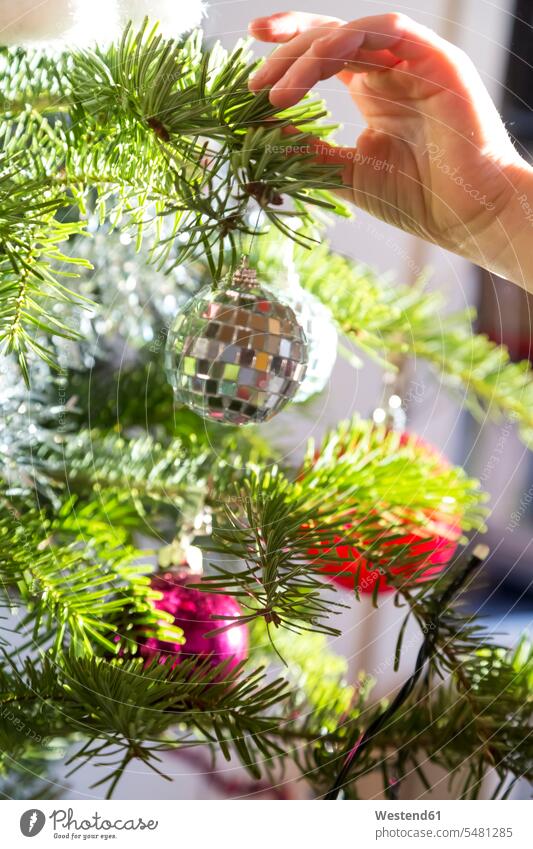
[57, 219, 202, 370]
[0, 356, 63, 496]
[308, 435, 461, 594]
[282, 285, 337, 402]
[140, 570, 249, 672]
[165, 258, 308, 425]
[83, 224, 198, 341]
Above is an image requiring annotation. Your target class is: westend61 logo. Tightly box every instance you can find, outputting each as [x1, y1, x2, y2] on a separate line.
[19, 807, 159, 839]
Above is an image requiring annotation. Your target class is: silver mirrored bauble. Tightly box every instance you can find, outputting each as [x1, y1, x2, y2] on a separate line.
[165, 260, 309, 425]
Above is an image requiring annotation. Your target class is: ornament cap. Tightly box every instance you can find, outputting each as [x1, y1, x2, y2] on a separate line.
[157, 540, 204, 575]
[231, 255, 257, 288]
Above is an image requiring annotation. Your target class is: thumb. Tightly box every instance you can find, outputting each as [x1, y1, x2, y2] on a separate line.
[279, 128, 356, 189]
[301, 134, 399, 211]
[279, 129, 395, 208]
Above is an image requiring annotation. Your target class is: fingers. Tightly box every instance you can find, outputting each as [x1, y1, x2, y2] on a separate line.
[249, 12, 458, 109]
[249, 19, 343, 92]
[263, 22, 369, 109]
[317, 13, 451, 61]
[248, 11, 342, 43]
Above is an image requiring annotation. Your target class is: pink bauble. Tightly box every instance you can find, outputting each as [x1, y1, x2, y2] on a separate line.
[141, 571, 249, 672]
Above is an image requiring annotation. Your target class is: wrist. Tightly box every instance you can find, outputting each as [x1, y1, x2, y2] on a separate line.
[479, 158, 533, 289]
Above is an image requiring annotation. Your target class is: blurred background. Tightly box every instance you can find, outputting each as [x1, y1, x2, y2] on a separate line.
[4, 0, 532, 799]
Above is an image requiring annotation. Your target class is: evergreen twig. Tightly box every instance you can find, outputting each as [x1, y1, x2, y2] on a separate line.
[325, 545, 489, 799]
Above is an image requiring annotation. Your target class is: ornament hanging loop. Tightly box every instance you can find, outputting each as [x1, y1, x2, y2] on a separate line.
[232, 254, 257, 288]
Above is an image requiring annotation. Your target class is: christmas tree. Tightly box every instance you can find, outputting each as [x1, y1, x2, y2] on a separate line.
[0, 19, 532, 801]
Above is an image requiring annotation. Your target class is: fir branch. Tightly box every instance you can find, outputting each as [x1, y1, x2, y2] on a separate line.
[1, 569, 530, 799]
[204, 467, 349, 638]
[247, 598, 532, 801]
[0, 21, 348, 376]
[0, 47, 71, 114]
[0, 652, 291, 796]
[325, 545, 489, 799]
[338, 639, 532, 800]
[45, 429, 209, 514]
[300, 421, 486, 532]
[306, 251, 533, 447]
[0, 156, 90, 382]
[0, 499, 183, 656]
[67, 19, 346, 269]
[36, 422, 273, 539]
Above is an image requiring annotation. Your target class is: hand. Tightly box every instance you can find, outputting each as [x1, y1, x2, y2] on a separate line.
[248, 11, 533, 288]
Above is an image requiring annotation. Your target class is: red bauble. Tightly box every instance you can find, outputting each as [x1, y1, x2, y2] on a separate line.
[308, 434, 461, 594]
[313, 517, 459, 594]
[140, 571, 249, 671]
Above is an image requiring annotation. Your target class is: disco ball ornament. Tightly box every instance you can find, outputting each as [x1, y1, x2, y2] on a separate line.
[140, 570, 249, 673]
[165, 258, 309, 425]
[282, 285, 337, 403]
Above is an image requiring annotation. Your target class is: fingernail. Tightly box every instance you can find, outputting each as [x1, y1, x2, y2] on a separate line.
[268, 82, 289, 107]
[248, 17, 268, 34]
[248, 72, 262, 91]
[249, 16, 290, 36]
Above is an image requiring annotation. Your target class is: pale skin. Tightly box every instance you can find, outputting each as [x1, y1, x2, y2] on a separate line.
[248, 11, 533, 292]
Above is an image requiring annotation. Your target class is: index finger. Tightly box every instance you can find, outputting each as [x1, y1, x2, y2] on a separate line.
[248, 15, 343, 92]
[249, 11, 343, 43]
